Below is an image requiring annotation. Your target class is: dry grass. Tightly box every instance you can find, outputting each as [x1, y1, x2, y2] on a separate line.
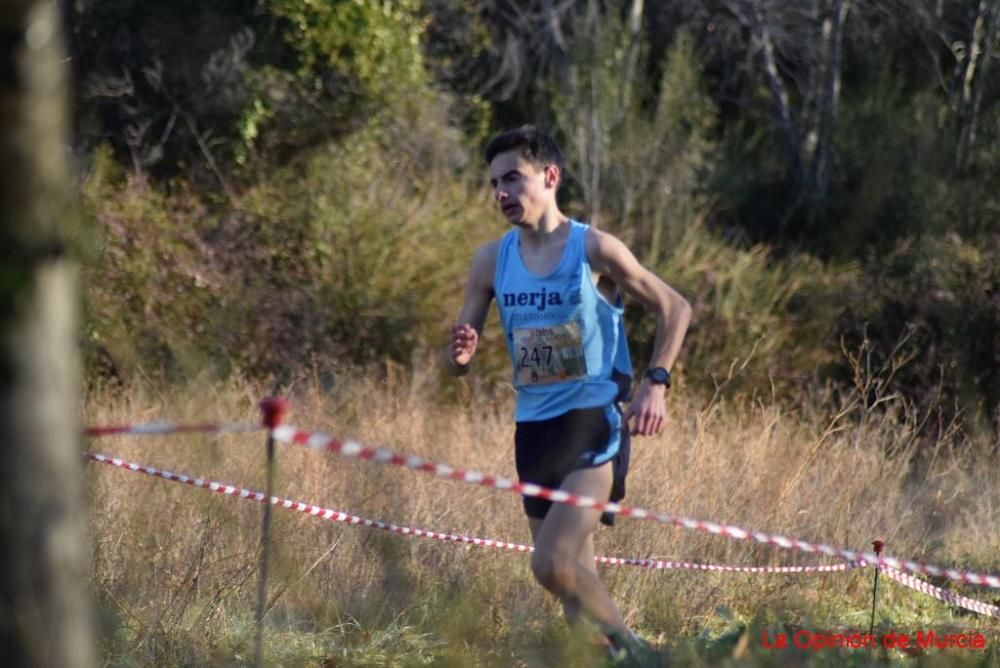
[84, 370, 1000, 666]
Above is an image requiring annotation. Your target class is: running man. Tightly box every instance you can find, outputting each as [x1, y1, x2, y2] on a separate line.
[444, 125, 691, 661]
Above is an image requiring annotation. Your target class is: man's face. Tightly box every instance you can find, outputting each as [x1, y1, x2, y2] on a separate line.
[488, 149, 557, 227]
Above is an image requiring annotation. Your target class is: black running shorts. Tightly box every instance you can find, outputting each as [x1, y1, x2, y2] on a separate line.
[514, 404, 630, 526]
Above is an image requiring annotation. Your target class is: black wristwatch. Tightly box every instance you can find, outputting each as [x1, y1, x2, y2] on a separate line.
[644, 367, 671, 387]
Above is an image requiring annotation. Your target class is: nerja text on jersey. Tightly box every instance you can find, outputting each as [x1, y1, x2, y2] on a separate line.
[501, 287, 582, 311]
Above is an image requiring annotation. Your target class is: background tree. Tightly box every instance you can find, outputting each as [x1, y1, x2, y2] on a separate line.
[0, 1, 96, 666]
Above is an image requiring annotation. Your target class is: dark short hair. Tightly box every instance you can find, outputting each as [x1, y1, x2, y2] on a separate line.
[484, 125, 565, 172]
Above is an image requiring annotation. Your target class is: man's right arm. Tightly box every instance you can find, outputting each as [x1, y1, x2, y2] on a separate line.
[444, 241, 498, 376]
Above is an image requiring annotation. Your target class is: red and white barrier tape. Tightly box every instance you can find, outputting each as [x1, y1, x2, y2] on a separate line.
[880, 566, 1000, 619]
[85, 422, 261, 437]
[84, 452, 860, 576]
[269, 425, 1000, 590]
[603, 557, 862, 573]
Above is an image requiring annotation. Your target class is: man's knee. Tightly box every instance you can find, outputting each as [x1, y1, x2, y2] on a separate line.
[531, 547, 578, 593]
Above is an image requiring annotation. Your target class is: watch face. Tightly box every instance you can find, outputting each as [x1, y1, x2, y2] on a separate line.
[648, 367, 670, 384]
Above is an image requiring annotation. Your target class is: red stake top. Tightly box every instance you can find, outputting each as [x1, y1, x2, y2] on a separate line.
[872, 539, 885, 555]
[259, 397, 290, 430]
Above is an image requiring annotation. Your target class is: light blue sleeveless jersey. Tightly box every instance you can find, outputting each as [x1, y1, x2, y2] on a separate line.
[494, 220, 632, 422]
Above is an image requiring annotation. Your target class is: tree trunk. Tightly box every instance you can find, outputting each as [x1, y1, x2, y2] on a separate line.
[0, 1, 96, 666]
[808, 0, 850, 206]
[620, 0, 644, 117]
[739, 0, 803, 188]
[956, 0, 999, 170]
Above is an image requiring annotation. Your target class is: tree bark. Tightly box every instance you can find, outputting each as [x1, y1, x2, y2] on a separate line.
[739, 0, 803, 186]
[956, 0, 999, 170]
[0, 1, 96, 666]
[808, 0, 850, 205]
[620, 0, 644, 116]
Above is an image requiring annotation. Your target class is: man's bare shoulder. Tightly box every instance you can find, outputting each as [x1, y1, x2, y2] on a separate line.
[472, 238, 502, 263]
[467, 238, 502, 292]
[584, 226, 632, 273]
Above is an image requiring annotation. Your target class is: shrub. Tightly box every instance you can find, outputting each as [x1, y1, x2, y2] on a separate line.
[80, 103, 508, 384]
[836, 233, 1000, 427]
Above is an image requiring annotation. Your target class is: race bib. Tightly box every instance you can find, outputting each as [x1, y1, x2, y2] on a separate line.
[512, 321, 587, 386]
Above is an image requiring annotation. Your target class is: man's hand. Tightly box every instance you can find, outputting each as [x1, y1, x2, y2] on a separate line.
[624, 380, 667, 436]
[448, 323, 479, 369]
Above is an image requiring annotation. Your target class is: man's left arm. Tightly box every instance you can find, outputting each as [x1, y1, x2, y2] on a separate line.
[586, 229, 692, 436]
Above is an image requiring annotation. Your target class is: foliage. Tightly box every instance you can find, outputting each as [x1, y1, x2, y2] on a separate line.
[232, 111, 495, 373]
[827, 73, 1000, 256]
[634, 221, 860, 396]
[80, 102, 505, 382]
[67, 0, 432, 187]
[71, 0, 1000, 420]
[68, 1, 270, 186]
[552, 17, 717, 263]
[836, 233, 1000, 423]
[80, 146, 223, 380]
[270, 0, 428, 101]
[541, 5, 854, 396]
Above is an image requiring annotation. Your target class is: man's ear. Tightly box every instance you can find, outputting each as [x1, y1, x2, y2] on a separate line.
[544, 164, 560, 189]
